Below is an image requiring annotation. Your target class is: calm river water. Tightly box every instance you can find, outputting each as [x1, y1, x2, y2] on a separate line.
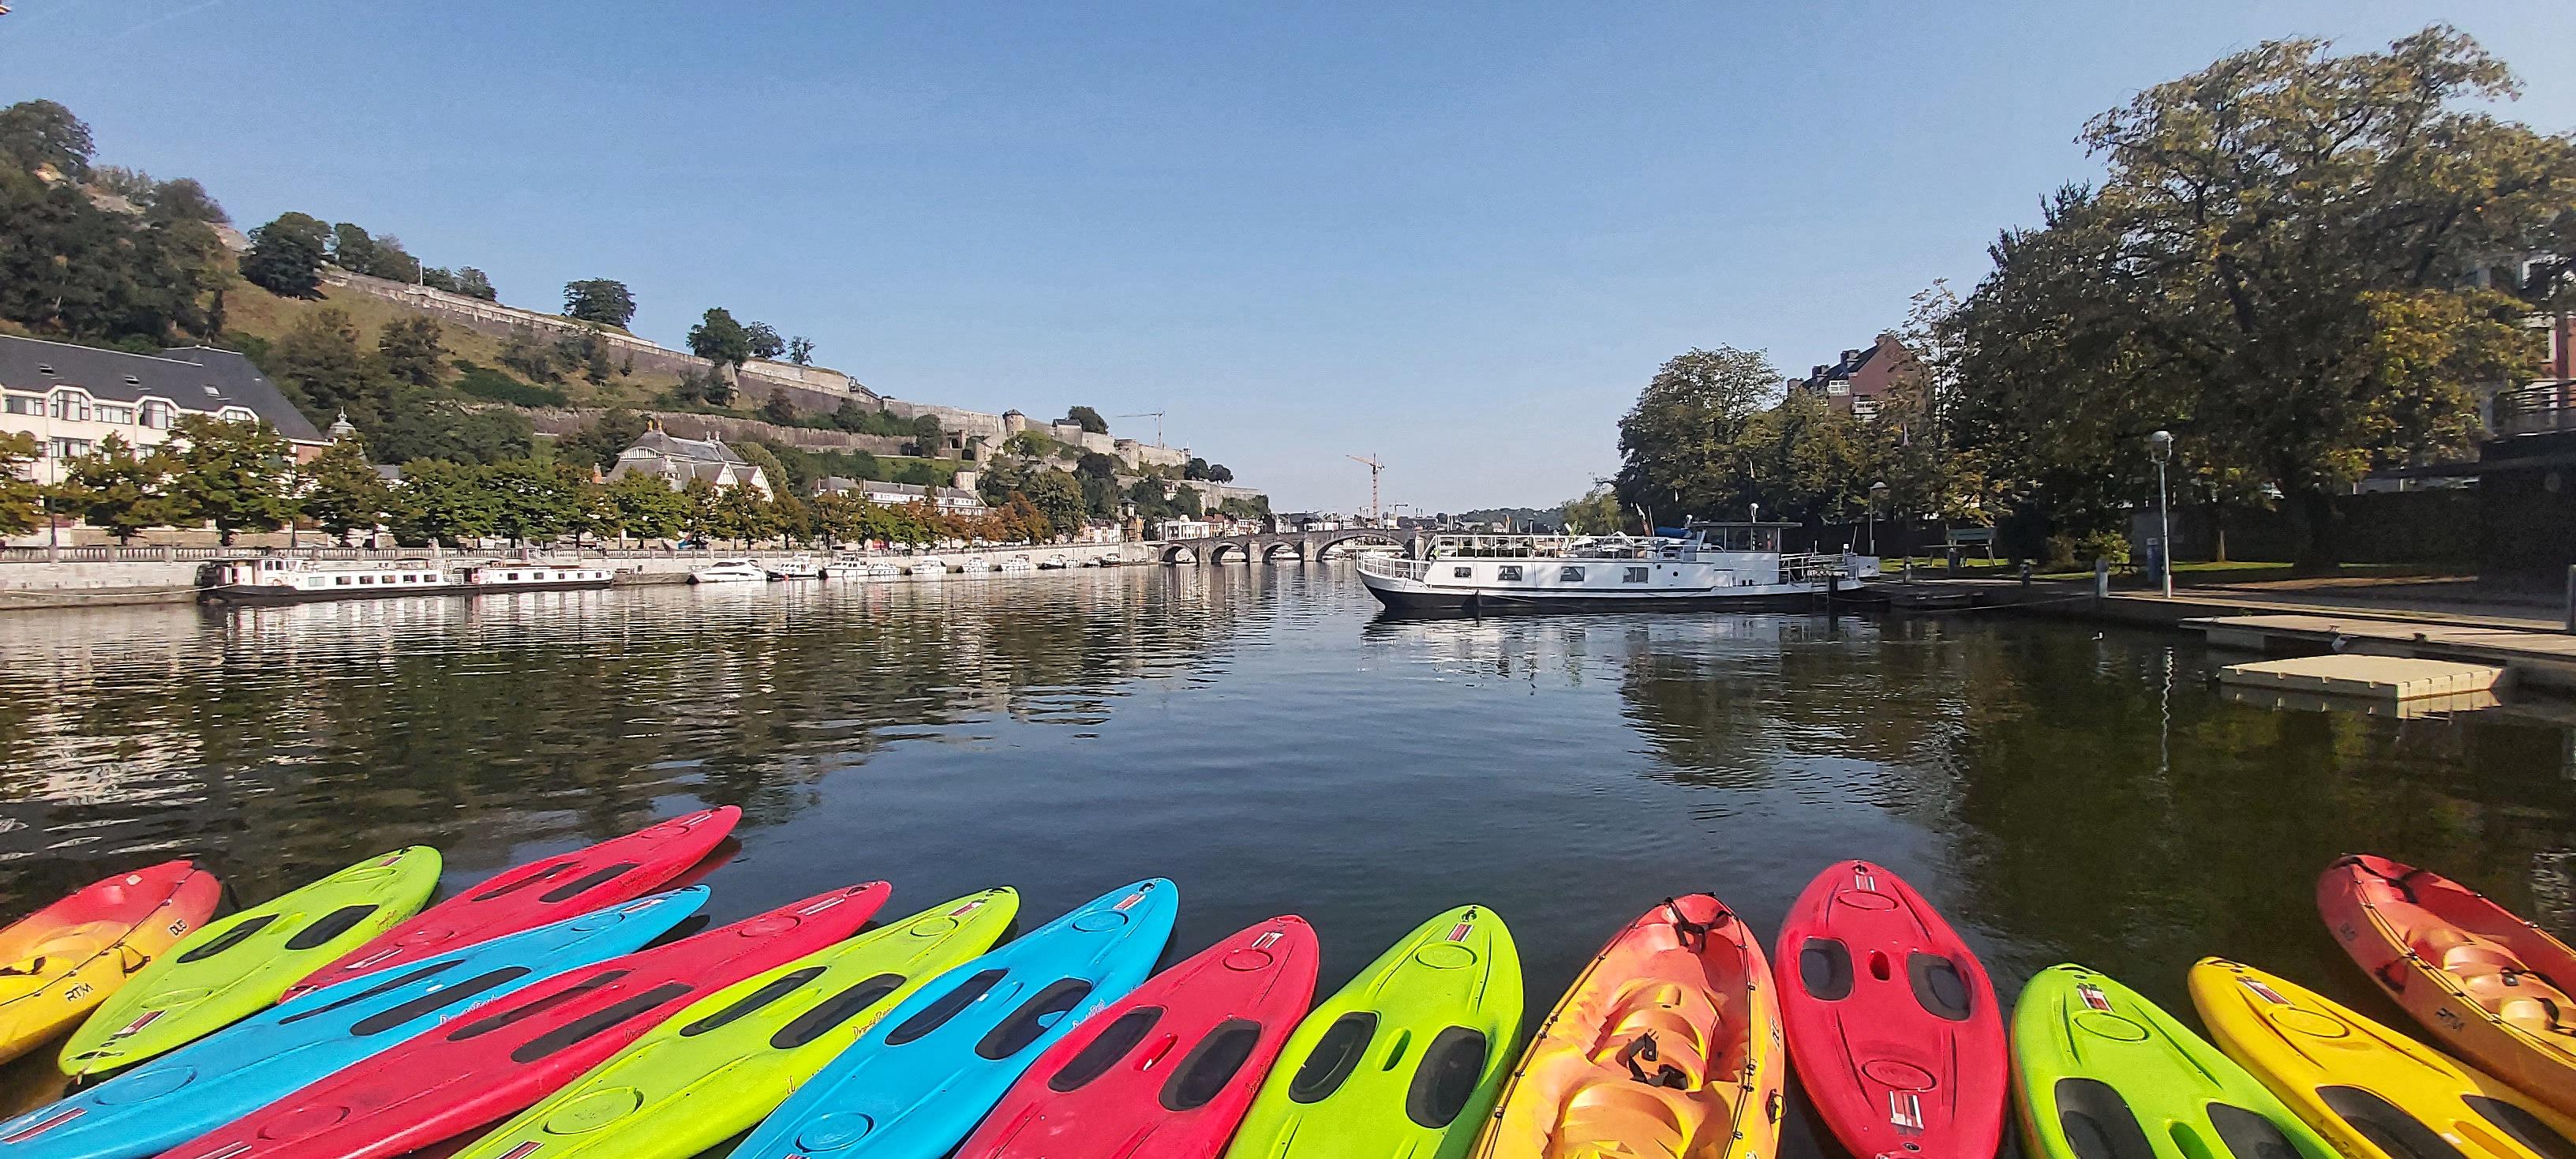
[2, 564, 2571, 1152]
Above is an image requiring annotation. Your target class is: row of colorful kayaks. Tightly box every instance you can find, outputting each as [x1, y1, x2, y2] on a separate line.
[0, 809, 2569, 1159]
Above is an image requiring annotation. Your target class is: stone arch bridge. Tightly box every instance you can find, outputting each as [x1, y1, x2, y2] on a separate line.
[1153, 528, 1410, 564]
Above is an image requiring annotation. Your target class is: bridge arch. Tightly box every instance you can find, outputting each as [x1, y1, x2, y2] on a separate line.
[1262, 541, 1305, 562]
[1312, 530, 1405, 559]
[1159, 543, 1200, 565]
[1208, 542, 1251, 564]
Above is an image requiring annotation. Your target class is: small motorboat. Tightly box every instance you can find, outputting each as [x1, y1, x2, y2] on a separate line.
[819, 556, 873, 580]
[764, 555, 824, 580]
[688, 559, 765, 584]
[998, 556, 1037, 574]
[1039, 553, 1071, 570]
[866, 560, 904, 578]
[957, 557, 995, 576]
[908, 557, 948, 579]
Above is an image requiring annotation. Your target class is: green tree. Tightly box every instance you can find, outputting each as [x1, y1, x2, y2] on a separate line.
[1560, 486, 1625, 534]
[560, 409, 648, 471]
[910, 413, 945, 456]
[678, 476, 720, 542]
[455, 268, 497, 302]
[242, 212, 331, 298]
[51, 433, 164, 544]
[1952, 26, 2574, 568]
[485, 459, 577, 544]
[708, 485, 770, 548]
[1205, 462, 1234, 483]
[1, 166, 226, 342]
[0, 99, 93, 180]
[788, 336, 815, 366]
[144, 178, 226, 225]
[1171, 483, 1204, 518]
[376, 316, 447, 388]
[562, 279, 636, 328]
[268, 308, 386, 424]
[328, 223, 381, 276]
[369, 394, 534, 465]
[1612, 346, 1780, 523]
[297, 437, 390, 540]
[687, 308, 754, 370]
[1063, 406, 1108, 435]
[606, 471, 687, 542]
[743, 322, 786, 362]
[388, 459, 499, 546]
[1020, 468, 1087, 533]
[1125, 478, 1173, 519]
[758, 393, 799, 426]
[153, 415, 296, 545]
[0, 433, 43, 534]
[1184, 456, 1212, 480]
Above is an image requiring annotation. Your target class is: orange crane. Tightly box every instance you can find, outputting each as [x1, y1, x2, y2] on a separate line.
[1347, 455, 1385, 523]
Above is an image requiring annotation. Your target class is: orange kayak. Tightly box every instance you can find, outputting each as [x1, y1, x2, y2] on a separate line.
[0, 860, 222, 1064]
[2319, 854, 2576, 1116]
[1475, 895, 1784, 1159]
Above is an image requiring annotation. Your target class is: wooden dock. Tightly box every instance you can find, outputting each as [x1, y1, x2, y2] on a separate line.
[2184, 613, 2576, 692]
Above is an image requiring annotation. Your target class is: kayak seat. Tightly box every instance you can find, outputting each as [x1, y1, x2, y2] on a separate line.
[1596, 985, 1715, 1086]
[2409, 930, 2574, 1037]
[1556, 1082, 1691, 1155]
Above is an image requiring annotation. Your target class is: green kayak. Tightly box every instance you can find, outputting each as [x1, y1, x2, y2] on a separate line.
[2012, 963, 2340, 1159]
[60, 846, 441, 1075]
[1227, 905, 1523, 1159]
[449, 887, 1019, 1159]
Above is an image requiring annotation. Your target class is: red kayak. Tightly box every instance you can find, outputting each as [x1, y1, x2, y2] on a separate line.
[1774, 861, 2005, 1159]
[957, 915, 1320, 1158]
[0, 860, 223, 1064]
[162, 880, 889, 1159]
[283, 806, 739, 1000]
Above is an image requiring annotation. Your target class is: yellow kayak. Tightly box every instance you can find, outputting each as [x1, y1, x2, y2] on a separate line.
[0, 861, 222, 1065]
[2188, 958, 2576, 1159]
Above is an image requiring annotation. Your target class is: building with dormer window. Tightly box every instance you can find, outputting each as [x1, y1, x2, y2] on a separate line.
[608, 426, 773, 497]
[0, 336, 328, 484]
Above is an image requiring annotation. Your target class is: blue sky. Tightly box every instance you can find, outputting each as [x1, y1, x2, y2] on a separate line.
[5, 2, 2571, 512]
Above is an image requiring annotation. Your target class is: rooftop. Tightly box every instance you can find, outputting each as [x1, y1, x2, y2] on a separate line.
[0, 335, 325, 441]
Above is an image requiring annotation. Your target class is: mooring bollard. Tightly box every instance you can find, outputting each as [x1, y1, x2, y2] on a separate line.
[2094, 557, 2110, 607]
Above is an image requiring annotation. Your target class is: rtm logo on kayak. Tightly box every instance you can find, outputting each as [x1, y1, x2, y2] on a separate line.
[167, 919, 189, 936]
[2076, 984, 2112, 1012]
[63, 982, 92, 1003]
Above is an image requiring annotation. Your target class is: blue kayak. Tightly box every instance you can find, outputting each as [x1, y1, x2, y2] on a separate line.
[0, 887, 706, 1159]
[732, 879, 1179, 1159]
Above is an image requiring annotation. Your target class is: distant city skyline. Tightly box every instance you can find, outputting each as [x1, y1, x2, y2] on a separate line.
[4, 1, 2570, 512]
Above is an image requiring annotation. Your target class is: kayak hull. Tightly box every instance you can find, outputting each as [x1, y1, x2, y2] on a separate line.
[2320, 854, 2576, 1117]
[2011, 963, 2338, 1159]
[283, 806, 739, 1000]
[62, 846, 443, 1075]
[732, 879, 1181, 1159]
[450, 889, 1021, 1159]
[161, 881, 889, 1159]
[1477, 895, 1782, 1159]
[0, 887, 707, 1159]
[0, 860, 222, 1065]
[960, 915, 1321, 1158]
[2189, 957, 2576, 1159]
[1774, 862, 2005, 1159]
[1228, 905, 1523, 1159]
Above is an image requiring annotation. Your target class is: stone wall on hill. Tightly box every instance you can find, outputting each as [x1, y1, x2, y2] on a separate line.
[520, 407, 912, 456]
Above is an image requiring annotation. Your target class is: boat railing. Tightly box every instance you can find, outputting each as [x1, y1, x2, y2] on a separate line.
[1779, 552, 1849, 584]
[1356, 554, 1430, 581]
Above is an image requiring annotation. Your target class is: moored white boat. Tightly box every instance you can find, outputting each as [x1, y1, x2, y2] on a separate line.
[819, 555, 873, 580]
[908, 557, 948, 579]
[1039, 553, 1071, 570]
[1355, 524, 1874, 613]
[204, 557, 454, 602]
[688, 558, 766, 584]
[864, 560, 904, 578]
[458, 561, 616, 592]
[957, 557, 995, 575]
[998, 555, 1037, 573]
[765, 554, 825, 580]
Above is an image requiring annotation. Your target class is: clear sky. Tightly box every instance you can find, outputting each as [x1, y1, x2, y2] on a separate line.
[4, 2, 2570, 513]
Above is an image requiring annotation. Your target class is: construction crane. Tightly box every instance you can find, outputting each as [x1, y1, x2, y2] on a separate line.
[1115, 411, 1166, 445]
[1348, 455, 1386, 523]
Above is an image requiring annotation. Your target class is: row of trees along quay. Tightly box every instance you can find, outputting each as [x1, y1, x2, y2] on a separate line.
[0, 422, 1089, 551]
[1594, 27, 2574, 572]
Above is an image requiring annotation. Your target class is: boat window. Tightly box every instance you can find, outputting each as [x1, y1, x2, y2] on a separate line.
[335, 576, 350, 585]
[2463, 1097, 2576, 1159]
[1406, 1026, 1488, 1127]
[1799, 937, 1853, 1000]
[1908, 952, 1973, 1021]
[2055, 1078, 2155, 1159]
[1451, 567, 1472, 578]
[2205, 1103, 2301, 1159]
[508, 981, 692, 1063]
[283, 905, 384, 951]
[537, 862, 642, 903]
[176, 913, 280, 962]
[340, 966, 534, 1034]
[770, 973, 908, 1048]
[1559, 566, 1585, 582]
[976, 978, 1095, 1060]
[279, 958, 465, 1023]
[1162, 1017, 1265, 1111]
[359, 576, 373, 584]
[444, 970, 628, 1041]
[1624, 567, 1649, 583]
[1496, 566, 1523, 582]
[885, 968, 1008, 1045]
[680, 967, 826, 1036]
[1289, 1012, 1377, 1103]
[1049, 1006, 1165, 1092]
[2320, 1086, 2469, 1159]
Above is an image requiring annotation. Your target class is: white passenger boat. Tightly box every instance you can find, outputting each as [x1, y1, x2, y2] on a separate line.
[458, 561, 616, 592]
[908, 557, 948, 579]
[957, 557, 996, 575]
[689, 558, 766, 584]
[820, 555, 874, 580]
[1039, 554, 1072, 570]
[998, 555, 1037, 573]
[865, 560, 904, 578]
[1355, 523, 1875, 613]
[765, 555, 825, 580]
[204, 557, 453, 602]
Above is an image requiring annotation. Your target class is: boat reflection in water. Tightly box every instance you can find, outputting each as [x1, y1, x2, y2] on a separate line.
[1357, 523, 1878, 613]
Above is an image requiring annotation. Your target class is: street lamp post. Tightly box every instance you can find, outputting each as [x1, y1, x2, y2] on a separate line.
[2149, 429, 2175, 599]
[1867, 481, 1888, 557]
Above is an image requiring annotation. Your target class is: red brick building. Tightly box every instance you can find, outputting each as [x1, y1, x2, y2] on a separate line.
[1795, 333, 1919, 421]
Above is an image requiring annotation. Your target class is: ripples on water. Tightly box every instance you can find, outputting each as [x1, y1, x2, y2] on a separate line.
[1, 564, 2570, 1142]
